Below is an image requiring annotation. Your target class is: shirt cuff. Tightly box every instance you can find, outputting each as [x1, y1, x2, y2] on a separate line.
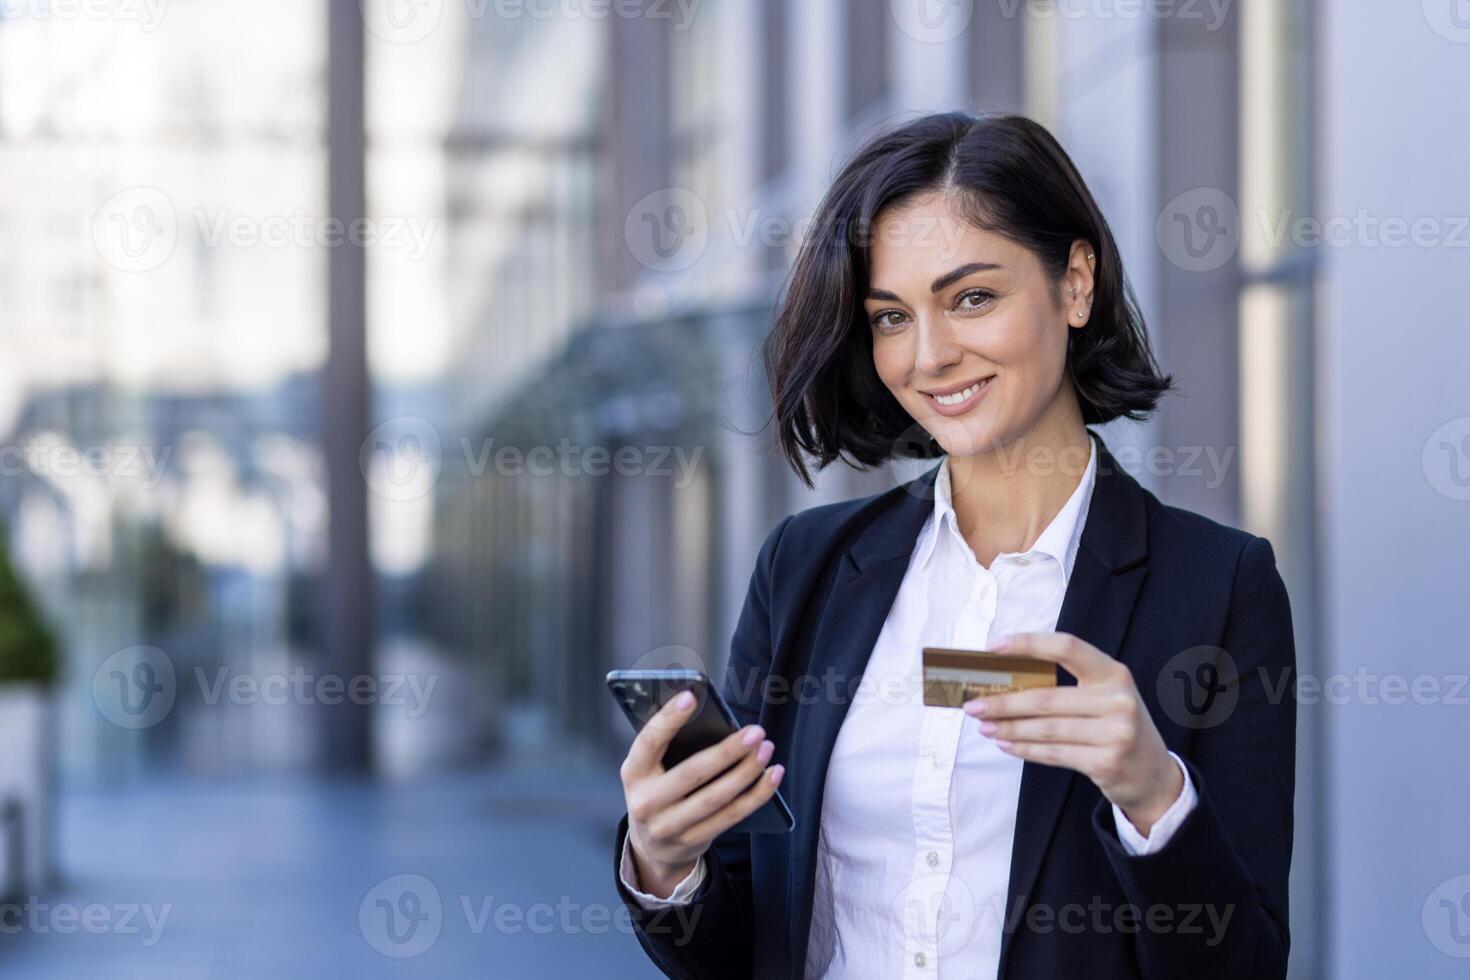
[618, 835, 706, 908]
[1111, 752, 1198, 856]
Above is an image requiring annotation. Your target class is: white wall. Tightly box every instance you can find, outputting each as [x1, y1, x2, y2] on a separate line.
[1319, 2, 1470, 975]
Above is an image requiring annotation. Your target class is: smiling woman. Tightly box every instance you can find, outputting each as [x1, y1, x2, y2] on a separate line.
[763, 112, 1171, 486]
[612, 112, 1296, 980]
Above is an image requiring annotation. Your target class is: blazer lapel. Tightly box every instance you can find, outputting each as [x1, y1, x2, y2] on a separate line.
[996, 438, 1150, 977]
[785, 470, 939, 979]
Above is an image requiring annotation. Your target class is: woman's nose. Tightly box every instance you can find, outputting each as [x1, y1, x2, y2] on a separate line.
[913, 317, 962, 376]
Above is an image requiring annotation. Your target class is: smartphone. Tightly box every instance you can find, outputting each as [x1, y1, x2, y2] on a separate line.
[606, 669, 795, 834]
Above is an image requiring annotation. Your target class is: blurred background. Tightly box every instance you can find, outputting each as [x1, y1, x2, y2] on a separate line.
[0, 0, 1465, 977]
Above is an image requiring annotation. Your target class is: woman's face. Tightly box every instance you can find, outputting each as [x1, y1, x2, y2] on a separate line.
[864, 192, 1093, 459]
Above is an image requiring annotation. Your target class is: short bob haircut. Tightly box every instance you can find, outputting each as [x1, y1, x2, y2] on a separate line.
[763, 112, 1172, 486]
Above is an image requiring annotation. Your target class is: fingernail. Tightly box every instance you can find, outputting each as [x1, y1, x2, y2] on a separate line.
[978, 721, 997, 735]
[742, 725, 765, 746]
[963, 699, 988, 717]
[996, 739, 1013, 750]
[770, 764, 785, 786]
[757, 740, 774, 763]
[675, 690, 695, 710]
[990, 636, 1010, 651]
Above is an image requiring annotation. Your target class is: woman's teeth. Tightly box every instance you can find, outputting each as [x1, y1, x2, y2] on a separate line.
[933, 381, 984, 406]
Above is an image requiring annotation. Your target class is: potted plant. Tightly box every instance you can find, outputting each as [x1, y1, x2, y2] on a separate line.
[0, 522, 59, 900]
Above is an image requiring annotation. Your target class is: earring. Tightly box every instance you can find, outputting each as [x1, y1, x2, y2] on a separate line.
[1087, 252, 1095, 261]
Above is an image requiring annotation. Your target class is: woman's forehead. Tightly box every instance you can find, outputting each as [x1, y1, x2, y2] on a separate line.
[868, 206, 1031, 286]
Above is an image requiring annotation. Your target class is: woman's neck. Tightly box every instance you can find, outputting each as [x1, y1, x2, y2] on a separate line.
[945, 415, 1093, 568]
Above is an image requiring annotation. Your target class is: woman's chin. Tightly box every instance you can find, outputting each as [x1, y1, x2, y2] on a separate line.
[928, 420, 1001, 459]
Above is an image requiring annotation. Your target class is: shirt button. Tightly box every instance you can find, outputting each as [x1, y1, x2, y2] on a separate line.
[914, 952, 927, 968]
[930, 754, 940, 769]
[926, 850, 939, 868]
[1013, 555, 1030, 565]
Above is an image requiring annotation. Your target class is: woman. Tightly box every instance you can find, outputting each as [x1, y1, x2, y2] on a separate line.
[612, 112, 1295, 980]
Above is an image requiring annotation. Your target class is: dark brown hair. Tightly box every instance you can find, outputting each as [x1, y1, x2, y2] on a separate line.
[763, 111, 1172, 486]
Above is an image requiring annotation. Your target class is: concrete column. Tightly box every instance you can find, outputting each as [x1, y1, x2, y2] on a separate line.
[322, 0, 374, 771]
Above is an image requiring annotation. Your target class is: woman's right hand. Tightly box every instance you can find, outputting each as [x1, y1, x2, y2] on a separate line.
[620, 689, 786, 899]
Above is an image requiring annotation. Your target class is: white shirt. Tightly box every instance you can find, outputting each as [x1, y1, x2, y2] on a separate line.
[621, 439, 1197, 978]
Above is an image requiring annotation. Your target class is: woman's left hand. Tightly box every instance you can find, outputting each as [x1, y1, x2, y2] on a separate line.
[963, 631, 1183, 835]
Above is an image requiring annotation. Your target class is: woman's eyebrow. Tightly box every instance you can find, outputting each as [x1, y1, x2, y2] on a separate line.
[866, 262, 1003, 302]
[930, 261, 1001, 294]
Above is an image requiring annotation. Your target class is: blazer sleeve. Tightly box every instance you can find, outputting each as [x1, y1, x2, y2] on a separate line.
[1090, 535, 1296, 980]
[612, 515, 792, 980]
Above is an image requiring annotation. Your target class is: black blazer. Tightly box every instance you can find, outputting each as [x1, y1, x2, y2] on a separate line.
[614, 434, 1296, 980]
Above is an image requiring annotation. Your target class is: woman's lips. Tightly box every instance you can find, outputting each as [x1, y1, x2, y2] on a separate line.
[922, 376, 994, 416]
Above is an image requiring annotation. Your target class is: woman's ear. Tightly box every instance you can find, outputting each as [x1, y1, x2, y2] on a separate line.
[1063, 239, 1096, 329]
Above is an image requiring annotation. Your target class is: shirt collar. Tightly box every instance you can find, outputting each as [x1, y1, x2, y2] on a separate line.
[914, 435, 1098, 585]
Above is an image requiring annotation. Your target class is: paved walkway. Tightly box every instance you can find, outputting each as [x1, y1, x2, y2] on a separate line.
[1, 755, 663, 979]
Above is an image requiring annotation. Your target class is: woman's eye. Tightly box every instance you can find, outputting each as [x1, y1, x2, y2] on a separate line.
[956, 289, 996, 311]
[871, 310, 907, 332]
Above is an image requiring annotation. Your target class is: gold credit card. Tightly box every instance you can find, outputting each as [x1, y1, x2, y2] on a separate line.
[921, 647, 1058, 707]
